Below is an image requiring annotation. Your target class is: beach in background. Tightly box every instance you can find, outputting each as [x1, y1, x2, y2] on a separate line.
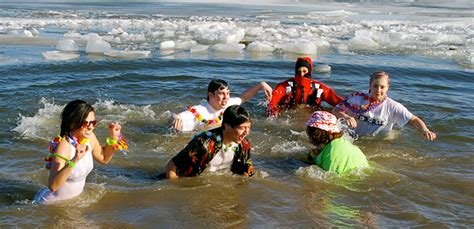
[0, 0, 473, 227]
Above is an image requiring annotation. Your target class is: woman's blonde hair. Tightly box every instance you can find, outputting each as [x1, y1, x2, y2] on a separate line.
[369, 71, 390, 86]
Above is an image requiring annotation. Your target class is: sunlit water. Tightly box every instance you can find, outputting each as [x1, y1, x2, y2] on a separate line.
[0, 1, 473, 227]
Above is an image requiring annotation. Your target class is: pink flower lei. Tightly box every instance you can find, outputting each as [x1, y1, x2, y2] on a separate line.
[343, 92, 386, 114]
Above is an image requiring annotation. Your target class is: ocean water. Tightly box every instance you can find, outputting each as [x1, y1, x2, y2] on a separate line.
[1, 1, 473, 227]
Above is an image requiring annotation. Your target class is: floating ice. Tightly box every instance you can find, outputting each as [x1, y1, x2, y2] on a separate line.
[160, 40, 175, 50]
[212, 43, 245, 53]
[42, 51, 80, 61]
[281, 41, 317, 54]
[85, 33, 111, 54]
[56, 39, 78, 52]
[103, 50, 151, 59]
[192, 23, 245, 45]
[247, 41, 275, 52]
[190, 44, 209, 53]
[315, 64, 331, 73]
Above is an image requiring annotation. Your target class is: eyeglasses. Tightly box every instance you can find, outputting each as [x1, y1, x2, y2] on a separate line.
[82, 120, 98, 128]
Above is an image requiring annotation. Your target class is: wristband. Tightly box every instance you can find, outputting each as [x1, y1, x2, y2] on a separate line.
[51, 153, 76, 168]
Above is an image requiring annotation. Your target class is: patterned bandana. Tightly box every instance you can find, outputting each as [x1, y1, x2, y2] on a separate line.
[305, 111, 340, 133]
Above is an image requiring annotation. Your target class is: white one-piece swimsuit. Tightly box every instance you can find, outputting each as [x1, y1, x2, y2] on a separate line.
[35, 143, 94, 204]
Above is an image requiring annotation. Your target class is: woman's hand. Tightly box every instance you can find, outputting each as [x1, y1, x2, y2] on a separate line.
[423, 129, 437, 141]
[345, 116, 358, 128]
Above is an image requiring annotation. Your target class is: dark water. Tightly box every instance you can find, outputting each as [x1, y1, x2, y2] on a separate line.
[1, 1, 474, 227]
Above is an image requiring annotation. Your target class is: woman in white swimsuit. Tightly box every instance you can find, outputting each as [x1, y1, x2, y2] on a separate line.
[35, 100, 126, 204]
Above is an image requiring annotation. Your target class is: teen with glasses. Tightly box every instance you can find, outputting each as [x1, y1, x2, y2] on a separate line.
[35, 99, 126, 204]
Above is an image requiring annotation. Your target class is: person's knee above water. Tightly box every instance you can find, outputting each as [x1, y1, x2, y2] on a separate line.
[332, 71, 437, 141]
[34, 100, 127, 204]
[267, 57, 343, 117]
[172, 79, 272, 132]
[305, 111, 369, 174]
[166, 105, 254, 179]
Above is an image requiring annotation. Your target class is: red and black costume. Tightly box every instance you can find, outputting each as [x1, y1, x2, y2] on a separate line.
[267, 57, 343, 116]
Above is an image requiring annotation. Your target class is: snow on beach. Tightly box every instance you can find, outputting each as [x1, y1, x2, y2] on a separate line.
[0, 2, 472, 66]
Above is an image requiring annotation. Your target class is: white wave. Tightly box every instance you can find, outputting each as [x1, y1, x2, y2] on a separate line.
[270, 141, 307, 154]
[295, 165, 333, 180]
[13, 98, 62, 140]
[13, 98, 157, 140]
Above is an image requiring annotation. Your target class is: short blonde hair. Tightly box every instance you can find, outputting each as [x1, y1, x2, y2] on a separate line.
[369, 71, 390, 86]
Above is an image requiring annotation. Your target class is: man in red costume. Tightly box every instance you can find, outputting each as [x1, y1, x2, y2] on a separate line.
[267, 57, 343, 117]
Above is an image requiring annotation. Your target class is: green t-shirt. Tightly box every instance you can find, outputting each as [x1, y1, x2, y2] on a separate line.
[314, 137, 369, 174]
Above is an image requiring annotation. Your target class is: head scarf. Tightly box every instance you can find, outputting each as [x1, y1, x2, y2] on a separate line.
[305, 111, 340, 133]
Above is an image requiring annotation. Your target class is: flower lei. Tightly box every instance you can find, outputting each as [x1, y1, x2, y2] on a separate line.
[343, 92, 385, 114]
[106, 133, 129, 156]
[204, 131, 223, 154]
[188, 107, 223, 126]
[44, 134, 89, 169]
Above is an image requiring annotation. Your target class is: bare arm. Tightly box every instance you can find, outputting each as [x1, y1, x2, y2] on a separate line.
[172, 113, 183, 131]
[91, 122, 122, 164]
[48, 140, 88, 192]
[166, 160, 179, 179]
[240, 81, 272, 104]
[408, 115, 437, 141]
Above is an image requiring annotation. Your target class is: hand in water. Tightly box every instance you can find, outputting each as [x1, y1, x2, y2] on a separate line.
[172, 113, 183, 131]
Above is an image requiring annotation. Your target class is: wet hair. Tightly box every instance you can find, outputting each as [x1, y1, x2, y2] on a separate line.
[306, 126, 343, 145]
[222, 105, 251, 129]
[60, 100, 95, 136]
[207, 79, 229, 101]
[369, 71, 390, 86]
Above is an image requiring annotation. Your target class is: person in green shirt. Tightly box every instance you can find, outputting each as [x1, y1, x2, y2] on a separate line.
[305, 111, 369, 174]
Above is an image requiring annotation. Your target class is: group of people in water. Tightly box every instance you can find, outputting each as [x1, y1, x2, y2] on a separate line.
[35, 56, 437, 204]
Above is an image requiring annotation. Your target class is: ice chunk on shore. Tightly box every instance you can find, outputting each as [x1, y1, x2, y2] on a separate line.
[22, 30, 33, 37]
[56, 39, 78, 52]
[175, 40, 197, 50]
[160, 40, 175, 50]
[110, 27, 124, 35]
[85, 33, 111, 53]
[104, 50, 151, 59]
[281, 41, 317, 54]
[349, 36, 379, 51]
[31, 28, 40, 36]
[349, 30, 379, 51]
[190, 44, 209, 53]
[64, 32, 82, 39]
[212, 43, 245, 53]
[428, 33, 464, 45]
[42, 51, 79, 61]
[247, 41, 275, 52]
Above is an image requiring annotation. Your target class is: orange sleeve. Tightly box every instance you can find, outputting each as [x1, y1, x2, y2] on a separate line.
[321, 84, 343, 107]
[267, 82, 287, 117]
